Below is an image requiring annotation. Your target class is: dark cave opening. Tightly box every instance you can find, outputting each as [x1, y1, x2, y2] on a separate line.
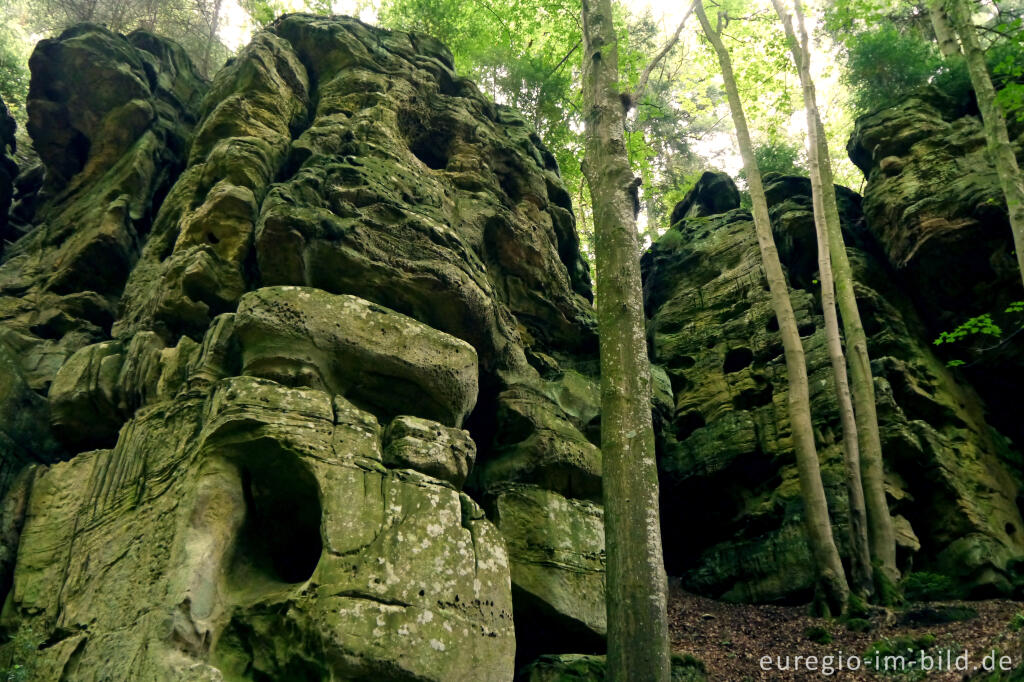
[233, 444, 323, 585]
[723, 347, 754, 374]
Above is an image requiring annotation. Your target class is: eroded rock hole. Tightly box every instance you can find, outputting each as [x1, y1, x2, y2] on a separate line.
[723, 348, 754, 374]
[400, 109, 454, 171]
[668, 354, 696, 370]
[668, 371, 692, 395]
[235, 445, 323, 584]
[733, 382, 774, 410]
[674, 410, 705, 441]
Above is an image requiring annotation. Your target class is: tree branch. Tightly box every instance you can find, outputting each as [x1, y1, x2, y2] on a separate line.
[544, 39, 582, 81]
[628, 0, 699, 110]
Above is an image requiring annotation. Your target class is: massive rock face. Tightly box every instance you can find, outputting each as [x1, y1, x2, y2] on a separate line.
[849, 87, 1024, 460]
[4, 13, 1023, 680]
[643, 171, 1024, 603]
[0, 15, 602, 680]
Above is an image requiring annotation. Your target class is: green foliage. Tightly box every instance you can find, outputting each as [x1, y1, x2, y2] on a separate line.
[738, 138, 806, 184]
[992, 17, 1024, 120]
[863, 634, 920, 659]
[841, 23, 941, 114]
[803, 625, 833, 644]
[874, 560, 903, 606]
[845, 617, 873, 632]
[934, 313, 1003, 346]
[753, 139, 805, 176]
[846, 592, 870, 618]
[826, 0, 1024, 116]
[22, 0, 234, 76]
[239, 0, 287, 26]
[1009, 612, 1024, 632]
[933, 303, 1024, 367]
[0, 1, 30, 120]
[899, 571, 962, 602]
[0, 626, 40, 682]
[670, 652, 707, 677]
[862, 632, 942, 679]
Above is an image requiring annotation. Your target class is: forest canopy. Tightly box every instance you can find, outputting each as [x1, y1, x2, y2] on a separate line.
[1, 0, 1021, 250]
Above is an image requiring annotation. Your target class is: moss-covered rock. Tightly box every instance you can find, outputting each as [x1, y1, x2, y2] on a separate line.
[643, 171, 1024, 602]
[848, 87, 1024, 456]
[4, 374, 515, 680]
[0, 14, 605, 678]
[519, 652, 707, 681]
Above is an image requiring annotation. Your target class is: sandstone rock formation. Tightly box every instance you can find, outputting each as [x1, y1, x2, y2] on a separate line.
[644, 171, 1024, 603]
[849, 87, 1024, 463]
[3, 12, 1024, 681]
[0, 16, 601, 680]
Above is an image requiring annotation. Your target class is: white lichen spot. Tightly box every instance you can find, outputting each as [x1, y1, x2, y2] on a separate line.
[429, 639, 446, 651]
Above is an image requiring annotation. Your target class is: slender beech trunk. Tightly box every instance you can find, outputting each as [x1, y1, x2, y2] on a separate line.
[201, 0, 223, 79]
[695, 0, 850, 614]
[815, 126, 900, 595]
[928, 0, 961, 57]
[772, 0, 900, 595]
[947, 0, 1024, 290]
[770, 0, 875, 601]
[581, 0, 670, 677]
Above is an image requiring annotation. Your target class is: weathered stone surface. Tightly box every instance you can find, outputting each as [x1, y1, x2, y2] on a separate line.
[0, 24, 206, 412]
[520, 652, 708, 681]
[848, 87, 1024, 460]
[492, 484, 606, 662]
[384, 415, 476, 488]
[0, 14, 605, 678]
[0, 96, 15, 250]
[643, 172, 1024, 602]
[115, 30, 309, 341]
[234, 286, 479, 428]
[47, 339, 126, 450]
[104, 14, 604, 647]
[4, 374, 515, 680]
[477, 383, 602, 501]
[669, 170, 741, 224]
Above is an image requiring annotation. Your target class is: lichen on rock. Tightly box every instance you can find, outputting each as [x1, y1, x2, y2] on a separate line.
[0, 14, 602, 681]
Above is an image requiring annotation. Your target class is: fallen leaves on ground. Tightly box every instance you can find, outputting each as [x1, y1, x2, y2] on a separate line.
[668, 579, 1024, 681]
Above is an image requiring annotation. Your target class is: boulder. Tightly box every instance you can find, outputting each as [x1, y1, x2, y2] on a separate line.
[383, 415, 476, 488]
[0, 16, 604, 678]
[492, 485, 606, 663]
[233, 286, 479, 428]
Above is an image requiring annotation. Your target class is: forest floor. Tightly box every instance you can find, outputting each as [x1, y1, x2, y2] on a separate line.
[668, 579, 1024, 681]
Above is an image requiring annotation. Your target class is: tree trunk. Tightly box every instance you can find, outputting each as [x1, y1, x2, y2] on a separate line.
[770, 0, 877, 601]
[947, 0, 1024, 290]
[201, 0, 223, 79]
[928, 0, 961, 58]
[580, 0, 671, 678]
[772, 0, 900, 596]
[695, 0, 850, 615]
